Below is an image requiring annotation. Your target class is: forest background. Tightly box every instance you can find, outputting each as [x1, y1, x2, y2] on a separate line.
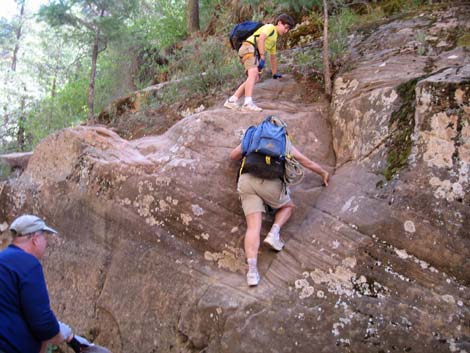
[0, 0, 439, 156]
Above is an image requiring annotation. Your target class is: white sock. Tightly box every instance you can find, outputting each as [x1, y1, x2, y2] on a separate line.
[269, 224, 280, 237]
[247, 258, 257, 271]
[244, 97, 253, 105]
[228, 95, 238, 103]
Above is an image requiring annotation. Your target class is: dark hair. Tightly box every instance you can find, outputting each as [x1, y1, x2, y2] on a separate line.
[275, 14, 295, 29]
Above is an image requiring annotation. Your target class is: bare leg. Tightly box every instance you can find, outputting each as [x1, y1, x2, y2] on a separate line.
[244, 212, 263, 259]
[244, 211, 263, 286]
[264, 202, 295, 251]
[273, 201, 295, 228]
[233, 81, 246, 99]
[233, 67, 259, 100]
[243, 67, 259, 98]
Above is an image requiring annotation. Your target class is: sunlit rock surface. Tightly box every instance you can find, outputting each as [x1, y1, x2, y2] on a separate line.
[0, 5, 468, 353]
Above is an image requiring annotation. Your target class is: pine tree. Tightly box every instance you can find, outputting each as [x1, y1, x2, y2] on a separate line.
[38, 0, 137, 123]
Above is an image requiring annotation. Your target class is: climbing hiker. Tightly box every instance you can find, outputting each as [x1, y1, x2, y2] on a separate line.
[230, 117, 329, 286]
[224, 14, 296, 112]
[0, 214, 87, 353]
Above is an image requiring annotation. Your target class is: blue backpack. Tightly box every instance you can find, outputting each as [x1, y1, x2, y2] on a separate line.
[239, 116, 287, 180]
[229, 21, 264, 50]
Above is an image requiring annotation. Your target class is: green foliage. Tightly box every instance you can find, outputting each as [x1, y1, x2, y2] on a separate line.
[457, 34, 470, 47]
[130, 0, 186, 49]
[292, 47, 322, 71]
[45, 344, 59, 353]
[199, 0, 224, 29]
[0, 17, 15, 50]
[152, 37, 243, 107]
[275, 0, 322, 14]
[25, 76, 88, 147]
[381, 0, 426, 16]
[0, 163, 11, 180]
[93, 48, 134, 108]
[286, 11, 322, 47]
[126, 0, 187, 88]
[329, 7, 359, 62]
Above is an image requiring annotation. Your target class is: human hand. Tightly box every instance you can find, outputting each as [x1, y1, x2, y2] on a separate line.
[58, 321, 73, 341]
[67, 335, 93, 353]
[272, 73, 282, 79]
[322, 171, 330, 186]
[74, 334, 93, 347]
[258, 59, 265, 71]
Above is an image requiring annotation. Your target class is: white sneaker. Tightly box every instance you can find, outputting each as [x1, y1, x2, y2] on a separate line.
[246, 269, 260, 286]
[224, 99, 240, 110]
[241, 102, 262, 112]
[264, 232, 285, 251]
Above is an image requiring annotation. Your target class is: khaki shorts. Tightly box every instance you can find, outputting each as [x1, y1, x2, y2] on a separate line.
[238, 43, 258, 71]
[237, 173, 291, 216]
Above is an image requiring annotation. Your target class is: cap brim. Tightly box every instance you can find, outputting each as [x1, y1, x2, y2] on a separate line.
[42, 225, 58, 234]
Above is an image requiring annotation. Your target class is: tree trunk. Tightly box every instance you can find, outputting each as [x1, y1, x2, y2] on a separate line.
[11, 0, 25, 71]
[13, 1, 26, 150]
[17, 96, 26, 151]
[322, 0, 332, 98]
[51, 75, 57, 98]
[186, 0, 199, 33]
[87, 29, 100, 124]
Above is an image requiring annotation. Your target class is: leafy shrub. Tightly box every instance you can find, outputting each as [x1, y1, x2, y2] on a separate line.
[25, 77, 88, 147]
[292, 47, 323, 71]
[153, 37, 243, 106]
[329, 8, 359, 62]
[380, 0, 430, 15]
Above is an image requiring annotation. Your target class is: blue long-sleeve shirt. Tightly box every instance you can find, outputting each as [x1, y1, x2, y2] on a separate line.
[0, 245, 59, 353]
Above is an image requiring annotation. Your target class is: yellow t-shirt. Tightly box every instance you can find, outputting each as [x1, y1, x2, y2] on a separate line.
[246, 24, 278, 55]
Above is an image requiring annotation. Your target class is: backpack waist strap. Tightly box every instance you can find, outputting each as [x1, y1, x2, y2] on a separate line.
[241, 52, 255, 63]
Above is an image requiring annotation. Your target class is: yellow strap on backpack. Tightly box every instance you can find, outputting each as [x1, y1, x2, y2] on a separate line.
[239, 156, 246, 176]
[265, 156, 271, 165]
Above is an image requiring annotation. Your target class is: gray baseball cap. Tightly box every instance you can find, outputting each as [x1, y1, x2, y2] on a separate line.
[9, 215, 58, 236]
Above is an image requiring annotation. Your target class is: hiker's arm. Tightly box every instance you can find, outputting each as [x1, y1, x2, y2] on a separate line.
[257, 32, 268, 61]
[270, 54, 278, 75]
[291, 146, 329, 186]
[40, 330, 72, 353]
[230, 144, 243, 161]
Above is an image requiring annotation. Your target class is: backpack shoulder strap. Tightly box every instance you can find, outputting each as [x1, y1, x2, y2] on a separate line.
[253, 26, 276, 51]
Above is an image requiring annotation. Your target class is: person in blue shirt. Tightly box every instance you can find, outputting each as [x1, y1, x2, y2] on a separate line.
[0, 215, 74, 353]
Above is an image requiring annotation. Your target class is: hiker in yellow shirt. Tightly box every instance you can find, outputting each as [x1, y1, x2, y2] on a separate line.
[224, 14, 295, 112]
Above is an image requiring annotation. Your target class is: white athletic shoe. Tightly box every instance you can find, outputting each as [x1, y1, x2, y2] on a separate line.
[241, 102, 263, 112]
[224, 99, 240, 110]
[246, 268, 260, 286]
[264, 232, 285, 251]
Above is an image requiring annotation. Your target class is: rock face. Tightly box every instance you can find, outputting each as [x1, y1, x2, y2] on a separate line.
[0, 5, 469, 353]
[0, 151, 33, 178]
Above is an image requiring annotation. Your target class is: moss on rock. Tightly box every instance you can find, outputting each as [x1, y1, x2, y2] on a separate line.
[457, 33, 470, 47]
[383, 78, 421, 180]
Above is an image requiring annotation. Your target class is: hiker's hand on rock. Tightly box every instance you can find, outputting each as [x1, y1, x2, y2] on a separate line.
[322, 171, 330, 187]
[74, 335, 92, 347]
[59, 321, 73, 341]
[258, 59, 265, 71]
[273, 73, 282, 79]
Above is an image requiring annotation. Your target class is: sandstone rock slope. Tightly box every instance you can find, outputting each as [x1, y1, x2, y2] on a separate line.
[0, 5, 468, 353]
